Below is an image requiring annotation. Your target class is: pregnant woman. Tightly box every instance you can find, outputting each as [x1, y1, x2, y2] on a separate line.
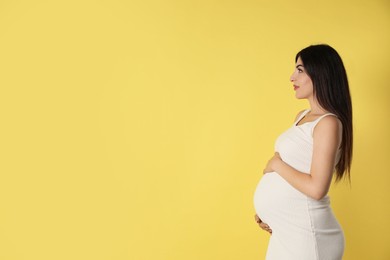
[253, 44, 353, 260]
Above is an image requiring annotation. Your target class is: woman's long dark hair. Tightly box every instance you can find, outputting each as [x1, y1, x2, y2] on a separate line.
[296, 44, 353, 182]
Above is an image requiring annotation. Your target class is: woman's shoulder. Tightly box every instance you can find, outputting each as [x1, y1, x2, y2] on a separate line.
[314, 114, 342, 129]
[312, 114, 342, 138]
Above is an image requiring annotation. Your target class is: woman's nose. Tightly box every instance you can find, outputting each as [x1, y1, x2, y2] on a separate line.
[290, 73, 295, 82]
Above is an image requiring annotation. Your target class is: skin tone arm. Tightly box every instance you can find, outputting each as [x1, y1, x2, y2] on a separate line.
[263, 115, 342, 200]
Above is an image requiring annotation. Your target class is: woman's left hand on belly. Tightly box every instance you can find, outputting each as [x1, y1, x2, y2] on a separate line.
[263, 152, 282, 174]
[254, 214, 272, 234]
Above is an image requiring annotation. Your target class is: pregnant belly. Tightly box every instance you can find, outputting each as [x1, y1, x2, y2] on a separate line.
[254, 172, 343, 259]
[253, 172, 309, 229]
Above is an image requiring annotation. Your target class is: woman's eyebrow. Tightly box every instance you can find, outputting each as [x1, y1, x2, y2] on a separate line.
[296, 64, 304, 68]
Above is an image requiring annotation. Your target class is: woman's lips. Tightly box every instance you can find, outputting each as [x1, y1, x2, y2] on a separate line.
[293, 85, 299, 91]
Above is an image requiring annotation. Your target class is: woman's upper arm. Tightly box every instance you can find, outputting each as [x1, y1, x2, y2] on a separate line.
[310, 116, 342, 200]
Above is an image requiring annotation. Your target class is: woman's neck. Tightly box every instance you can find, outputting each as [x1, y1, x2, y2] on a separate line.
[308, 97, 328, 115]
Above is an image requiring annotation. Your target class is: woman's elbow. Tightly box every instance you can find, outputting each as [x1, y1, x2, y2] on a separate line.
[310, 189, 328, 201]
[308, 175, 331, 200]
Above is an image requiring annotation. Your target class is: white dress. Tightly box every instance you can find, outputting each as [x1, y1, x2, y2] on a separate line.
[253, 110, 344, 260]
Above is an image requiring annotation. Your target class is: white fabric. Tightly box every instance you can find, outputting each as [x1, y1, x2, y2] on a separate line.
[253, 109, 344, 260]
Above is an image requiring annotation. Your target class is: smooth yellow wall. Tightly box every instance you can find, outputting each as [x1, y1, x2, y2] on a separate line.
[0, 0, 389, 259]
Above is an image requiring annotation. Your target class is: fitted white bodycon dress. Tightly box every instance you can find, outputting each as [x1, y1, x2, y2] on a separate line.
[253, 110, 344, 260]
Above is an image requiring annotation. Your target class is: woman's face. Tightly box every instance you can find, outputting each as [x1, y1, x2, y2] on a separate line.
[290, 57, 314, 100]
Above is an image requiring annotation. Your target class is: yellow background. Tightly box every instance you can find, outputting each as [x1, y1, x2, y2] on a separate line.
[0, 0, 389, 259]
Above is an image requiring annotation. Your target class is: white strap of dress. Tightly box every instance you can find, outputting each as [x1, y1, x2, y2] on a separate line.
[311, 113, 338, 136]
[294, 109, 311, 126]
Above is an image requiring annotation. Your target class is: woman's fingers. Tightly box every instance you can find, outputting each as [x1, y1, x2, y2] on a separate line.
[254, 214, 272, 234]
[259, 221, 272, 234]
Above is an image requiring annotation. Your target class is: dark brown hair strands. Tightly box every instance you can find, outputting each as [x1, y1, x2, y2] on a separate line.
[296, 44, 353, 182]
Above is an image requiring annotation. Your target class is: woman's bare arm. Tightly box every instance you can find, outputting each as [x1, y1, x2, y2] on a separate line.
[264, 116, 342, 200]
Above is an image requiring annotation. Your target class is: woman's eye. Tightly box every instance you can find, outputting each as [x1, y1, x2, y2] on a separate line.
[298, 69, 303, 73]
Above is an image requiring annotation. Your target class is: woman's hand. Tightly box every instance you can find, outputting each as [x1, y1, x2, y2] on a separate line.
[263, 152, 282, 174]
[254, 214, 272, 234]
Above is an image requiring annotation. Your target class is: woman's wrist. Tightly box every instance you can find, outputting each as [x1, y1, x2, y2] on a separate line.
[273, 158, 284, 173]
